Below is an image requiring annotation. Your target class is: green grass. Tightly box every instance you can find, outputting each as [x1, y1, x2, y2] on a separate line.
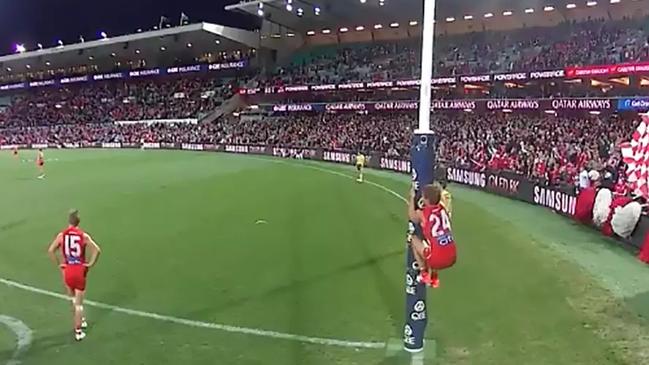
[0, 149, 647, 365]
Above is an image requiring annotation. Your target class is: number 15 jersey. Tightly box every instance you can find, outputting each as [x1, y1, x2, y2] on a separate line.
[60, 226, 87, 266]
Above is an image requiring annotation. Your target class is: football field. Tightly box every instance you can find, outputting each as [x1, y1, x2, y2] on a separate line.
[0, 149, 648, 365]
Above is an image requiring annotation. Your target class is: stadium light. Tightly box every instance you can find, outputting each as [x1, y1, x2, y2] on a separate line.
[286, 0, 293, 12]
[15, 44, 26, 53]
[610, 0, 621, 3]
[100, 31, 108, 39]
[356, 25, 365, 31]
[360, 0, 366, 3]
[160, 46, 166, 51]
[135, 49, 141, 54]
[111, 52, 116, 57]
[37, 43, 43, 50]
[287, 32, 295, 37]
[89, 56, 94, 60]
[187, 42, 193, 48]
[257, 8, 264, 16]
[545, 110, 557, 115]
[502, 109, 513, 113]
[45, 61, 51, 66]
[409, 20, 418, 25]
[445, 17, 455, 22]
[525, 8, 534, 13]
[25, 64, 31, 69]
[464, 15, 473, 20]
[6, 67, 11, 72]
[314, 6, 320, 15]
[503, 10, 513, 16]
[544, 6, 555, 11]
[590, 110, 601, 115]
[463, 108, 473, 112]
[390, 22, 399, 28]
[484, 13, 494, 18]
[374, 24, 383, 29]
[566, 3, 577, 8]
[215, 39, 221, 44]
[306, 30, 315, 35]
[340, 27, 349, 32]
[79, 35, 85, 43]
[57, 40, 64, 47]
[297, 8, 304, 16]
[322, 29, 331, 34]
[587, 1, 597, 6]
[379, 0, 385, 6]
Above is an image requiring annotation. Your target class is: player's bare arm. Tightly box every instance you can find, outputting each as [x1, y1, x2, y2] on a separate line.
[47, 233, 63, 268]
[408, 187, 422, 223]
[83, 234, 102, 268]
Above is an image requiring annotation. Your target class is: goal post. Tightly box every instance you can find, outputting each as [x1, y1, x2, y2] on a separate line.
[404, 0, 438, 352]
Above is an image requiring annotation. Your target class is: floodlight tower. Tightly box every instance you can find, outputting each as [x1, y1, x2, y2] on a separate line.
[404, 0, 437, 353]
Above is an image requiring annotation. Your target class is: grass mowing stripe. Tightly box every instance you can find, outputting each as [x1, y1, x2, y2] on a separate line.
[0, 155, 413, 353]
[0, 278, 385, 349]
[252, 157, 409, 203]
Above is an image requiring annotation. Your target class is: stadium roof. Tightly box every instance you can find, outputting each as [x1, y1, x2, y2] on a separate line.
[0, 23, 260, 78]
[226, 0, 628, 32]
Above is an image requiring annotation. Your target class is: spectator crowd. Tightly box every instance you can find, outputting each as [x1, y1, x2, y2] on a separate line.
[0, 76, 236, 128]
[0, 15, 647, 190]
[259, 16, 649, 86]
[0, 111, 635, 187]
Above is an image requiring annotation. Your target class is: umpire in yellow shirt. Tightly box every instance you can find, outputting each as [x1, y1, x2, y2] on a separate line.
[356, 153, 366, 183]
[440, 180, 452, 218]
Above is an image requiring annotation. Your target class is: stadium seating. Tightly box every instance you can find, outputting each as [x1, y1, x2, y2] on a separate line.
[0, 77, 236, 128]
[0, 111, 634, 187]
[260, 16, 649, 86]
[1, 15, 647, 190]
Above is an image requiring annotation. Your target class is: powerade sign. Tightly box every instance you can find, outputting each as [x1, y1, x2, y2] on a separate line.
[618, 98, 649, 111]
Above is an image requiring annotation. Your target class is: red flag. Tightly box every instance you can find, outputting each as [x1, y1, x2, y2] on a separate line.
[621, 114, 649, 199]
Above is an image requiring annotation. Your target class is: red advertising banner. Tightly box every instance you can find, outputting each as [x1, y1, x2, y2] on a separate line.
[565, 62, 649, 78]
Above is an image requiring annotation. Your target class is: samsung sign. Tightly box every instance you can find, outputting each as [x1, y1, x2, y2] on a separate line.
[446, 166, 577, 216]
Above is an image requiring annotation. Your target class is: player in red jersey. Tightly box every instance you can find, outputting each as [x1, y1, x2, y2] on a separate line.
[408, 183, 457, 288]
[47, 210, 102, 341]
[36, 149, 45, 179]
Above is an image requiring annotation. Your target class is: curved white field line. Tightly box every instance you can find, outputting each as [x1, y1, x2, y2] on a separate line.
[0, 158, 408, 350]
[0, 315, 33, 365]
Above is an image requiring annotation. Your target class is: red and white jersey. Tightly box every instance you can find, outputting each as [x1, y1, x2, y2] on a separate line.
[59, 226, 87, 266]
[420, 204, 455, 250]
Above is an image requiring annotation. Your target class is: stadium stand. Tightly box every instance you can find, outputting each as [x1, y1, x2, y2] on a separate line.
[0, 77, 237, 127]
[0, 9, 648, 192]
[259, 16, 649, 86]
[0, 111, 633, 187]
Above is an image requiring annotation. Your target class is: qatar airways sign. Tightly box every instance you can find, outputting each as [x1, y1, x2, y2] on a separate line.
[431, 100, 477, 110]
[549, 99, 611, 110]
[486, 99, 540, 110]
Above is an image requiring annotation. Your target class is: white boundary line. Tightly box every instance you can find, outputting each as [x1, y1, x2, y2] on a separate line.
[0, 314, 33, 365]
[0, 277, 384, 349]
[0, 159, 409, 351]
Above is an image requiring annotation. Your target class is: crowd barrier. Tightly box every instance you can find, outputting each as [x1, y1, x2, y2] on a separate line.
[8, 142, 646, 251]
